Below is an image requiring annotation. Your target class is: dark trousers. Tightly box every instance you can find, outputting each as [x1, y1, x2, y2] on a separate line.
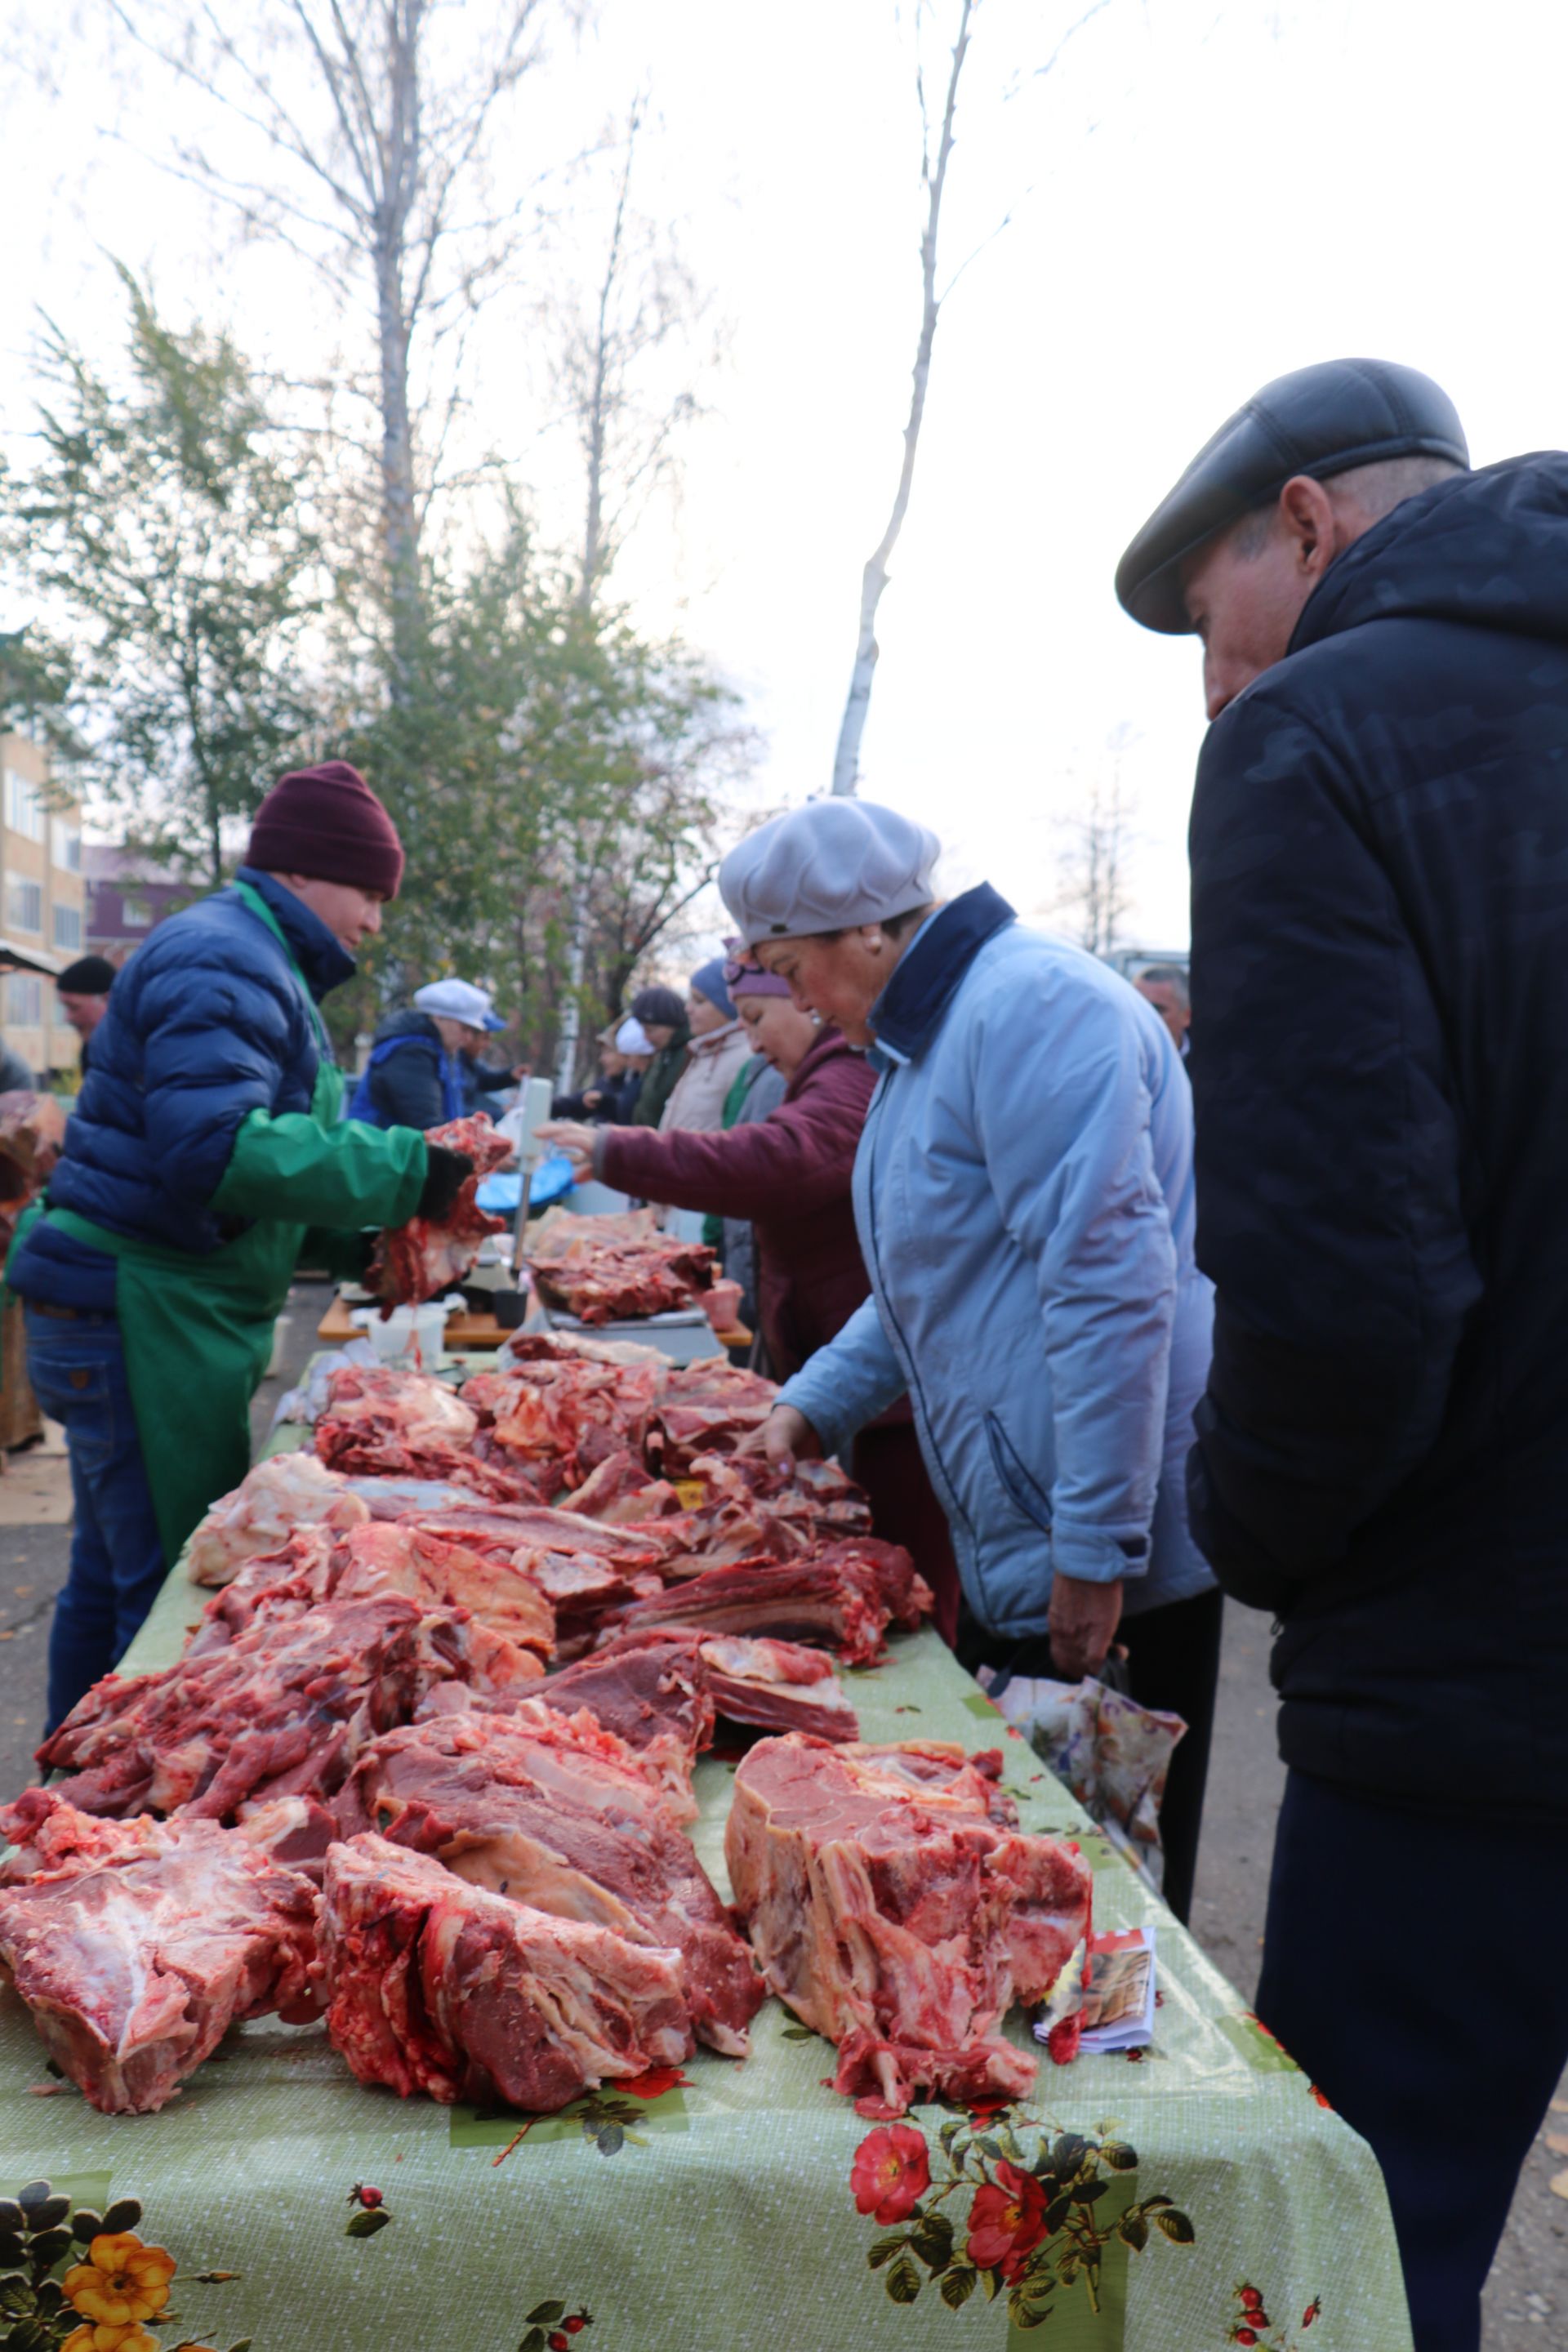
[24, 1307, 166, 1733]
[1258, 1771, 1568, 2352]
[960, 1583, 1223, 1927]
[850, 1421, 962, 1649]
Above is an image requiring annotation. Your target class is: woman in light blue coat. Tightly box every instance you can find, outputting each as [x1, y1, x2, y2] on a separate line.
[719, 798, 1218, 1922]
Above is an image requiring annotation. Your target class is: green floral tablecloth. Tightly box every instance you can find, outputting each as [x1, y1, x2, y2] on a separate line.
[0, 1455, 1413, 2352]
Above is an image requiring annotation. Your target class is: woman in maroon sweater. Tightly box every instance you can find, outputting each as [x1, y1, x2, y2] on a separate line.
[540, 957, 960, 1642]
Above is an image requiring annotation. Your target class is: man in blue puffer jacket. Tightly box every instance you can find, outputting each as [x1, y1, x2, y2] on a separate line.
[723, 798, 1217, 1920]
[7, 760, 474, 1729]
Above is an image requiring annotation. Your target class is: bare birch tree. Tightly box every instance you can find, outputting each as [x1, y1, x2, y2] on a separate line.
[103, 0, 556, 685]
[1052, 733, 1138, 959]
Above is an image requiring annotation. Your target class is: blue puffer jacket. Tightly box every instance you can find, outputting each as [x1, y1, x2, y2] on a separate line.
[17, 868, 351, 1266]
[780, 886, 1214, 1638]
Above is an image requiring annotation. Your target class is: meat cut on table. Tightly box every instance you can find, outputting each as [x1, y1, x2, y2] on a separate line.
[524, 1205, 719, 1325]
[465, 1353, 665, 1490]
[536, 1632, 715, 1815]
[315, 1365, 537, 1502]
[336, 1708, 761, 2055]
[190, 1520, 556, 1664]
[0, 1789, 321, 2114]
[321, 1832, 693, 2110]
[726, 1735, 1093, 2118]
[30, 1592, 542, 1824]
[367, 1113, 511, 1306]
[612, 1536, 931, 1667]
[185, 1451, 372, 1588]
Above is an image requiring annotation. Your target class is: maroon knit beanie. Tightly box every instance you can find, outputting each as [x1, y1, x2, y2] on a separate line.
[247, 761, 404, 899]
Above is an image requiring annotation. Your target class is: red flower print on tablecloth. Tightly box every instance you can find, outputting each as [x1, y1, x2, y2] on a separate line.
[1228, 2279, 1324, 2349]
[851, 2123, 931, 2223]
[965, 2160, 1049, 2280]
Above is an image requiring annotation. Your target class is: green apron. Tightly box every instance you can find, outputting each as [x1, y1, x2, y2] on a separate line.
[40, 881, 345, 1567]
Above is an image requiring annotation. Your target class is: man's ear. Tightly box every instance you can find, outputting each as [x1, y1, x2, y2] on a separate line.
[1276, 474, 1342, 585]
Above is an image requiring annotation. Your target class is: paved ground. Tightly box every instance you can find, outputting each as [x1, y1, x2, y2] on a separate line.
[0, 1282, 1561, 2342]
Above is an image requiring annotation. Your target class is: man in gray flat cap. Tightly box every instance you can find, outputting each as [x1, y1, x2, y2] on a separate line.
[1117, 357, 1568, 2352]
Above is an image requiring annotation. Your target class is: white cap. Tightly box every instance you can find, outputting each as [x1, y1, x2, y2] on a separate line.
[615, 1017, 653, 1054]
[719, 800, 941, 944]
[414, 978, 495, 1027]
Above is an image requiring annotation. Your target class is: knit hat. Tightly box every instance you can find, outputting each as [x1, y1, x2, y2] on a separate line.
[414, 978, 495, 1027]
[247, 760, 404, 899]
[724, 950, 791, 1000]
[719, 800, 940, 944]
[689, 957, 736, 1021]
[631, 984, 685, 1031]
[615, 1017, 653, 1054]
[56, 956, 117, 997]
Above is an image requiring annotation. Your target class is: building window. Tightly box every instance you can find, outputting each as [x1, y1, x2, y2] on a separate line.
[53, 904, 82, 951]
[5, 772, 46, 842]
[4, 975, 41, 1027]
[121, 894, 154, 929]
[7, 880, 42, 934]
[51, 819, 81, 872]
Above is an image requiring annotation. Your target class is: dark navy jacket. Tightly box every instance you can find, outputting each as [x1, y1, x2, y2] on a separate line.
[10, 869, 351, 1310]
[1187, 454, 1568, 1816]
[349, 1009, 461, 1130]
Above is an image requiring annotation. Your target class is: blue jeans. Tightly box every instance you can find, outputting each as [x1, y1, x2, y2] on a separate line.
[24, 1307, 166, 1733]
[1257, 1770, 1568, 2352]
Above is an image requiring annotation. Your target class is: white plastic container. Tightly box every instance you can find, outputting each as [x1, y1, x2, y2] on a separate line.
[363, 1300, 448, 1370]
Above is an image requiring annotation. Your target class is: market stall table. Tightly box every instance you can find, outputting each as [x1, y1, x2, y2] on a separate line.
[0, 1425, 1412, 2351]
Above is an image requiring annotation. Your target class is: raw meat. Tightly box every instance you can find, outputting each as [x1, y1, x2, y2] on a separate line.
[315, 1364, 536, 1501]
[555, 1450, 683, 1522]
[368, 1113, 511, 1306]
[32, 1592, 542, 1824]
[612, 1543, 922, 1666]
[467, 1356, 663, 1493]
[725, 1735, 1093, 2118]
[321, 1833, 693, 2110]
[189, 1521, 556, 1663]
[538, 1634, 715, 1814]
[0, 1788, 320, 2114]
[526, 1205, 717, 1325]
[338, 1710, 761, 2054]
[186, 1452, 370, 1587]
[643, 1364, 778, 1474]
[696, 1634, 860, 1744]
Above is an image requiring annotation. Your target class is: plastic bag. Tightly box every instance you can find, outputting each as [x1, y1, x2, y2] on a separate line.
[978, 1667, 1186, 1895]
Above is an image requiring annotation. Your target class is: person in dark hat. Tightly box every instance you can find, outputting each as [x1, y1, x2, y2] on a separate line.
[629, 982, 691, 1129]
[1118, 360, 1568, 2352]
[56, 955, 118, 1076]
[7, 760, 473, 1729]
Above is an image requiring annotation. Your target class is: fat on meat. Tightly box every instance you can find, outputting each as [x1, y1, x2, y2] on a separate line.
[321, 1833, 693, 2110]
[339, 1710, 761, 2055]
[0, 1789, 321, 2113]
[725, 1735, 1093, 2118]
[185, 1453, 370, 1588]
[33, 1592, 542, 1824]
[367, 1113, 510, 1306]
[189, 1521, 556, 1663]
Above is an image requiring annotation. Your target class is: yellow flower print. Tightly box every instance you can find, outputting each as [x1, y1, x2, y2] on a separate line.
[61, 2231, 176, 2327]
[60, 2324, 163, 2352]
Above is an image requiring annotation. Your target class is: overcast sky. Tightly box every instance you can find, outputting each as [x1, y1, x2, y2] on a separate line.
[3, 0, 1562, 949]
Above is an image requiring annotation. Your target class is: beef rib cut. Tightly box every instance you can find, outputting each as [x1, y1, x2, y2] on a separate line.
[321, 1832, 692, 2109]
[367, 1113, 510, 1305]
[725, 1735, 1092, 2118]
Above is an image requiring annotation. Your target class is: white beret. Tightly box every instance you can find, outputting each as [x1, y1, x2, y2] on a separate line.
[614, 1017, 653, 1054]
[414, 978, 495, 1026]
[719, 800, 941, 943]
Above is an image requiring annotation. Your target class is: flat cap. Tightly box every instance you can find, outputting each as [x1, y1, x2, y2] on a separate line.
[1115, 358, 1469, 634]
[719, 800, 941, 944]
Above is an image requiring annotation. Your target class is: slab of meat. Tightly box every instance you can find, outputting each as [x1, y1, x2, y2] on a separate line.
[526, 1205, 717, 1325]
[321, 1833, 692, 2110]
[190, 1521, 556, 1664]
[644, 1363, 778, 1474]
[725, 1735, 1093, 2118]
[612, 1545, 910, 1667]
[537, 1633, 715, 1815]
[465, 1355, 664, 1492]
[0, 1789, 320, 2114]
[695, 1634, 860, 1743]
[33, 1592, 541, 1824]
[315, 1364, 536, 1501]
[338, 1711, 761, 2055]
[367, 1113, 510, 1306]
[555, 1450, 683, 1523]
[185, 1452, 371, 1587]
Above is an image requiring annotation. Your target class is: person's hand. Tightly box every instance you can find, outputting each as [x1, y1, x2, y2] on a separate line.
[417, 1143, 474, 1223]
[764, 1403, 822, 1471]
[1047, 1573, 1124, 1682]
[510, 1062, 532, 1083]
[536, 1120, 599, 1181]
[581, 1089, 603, 1110]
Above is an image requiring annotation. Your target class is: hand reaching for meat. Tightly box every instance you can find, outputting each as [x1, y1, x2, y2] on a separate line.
[368, 1116, 510, 1306]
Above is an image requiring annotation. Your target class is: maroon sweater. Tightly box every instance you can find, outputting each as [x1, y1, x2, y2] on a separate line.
[597, 1028, 875, 1380]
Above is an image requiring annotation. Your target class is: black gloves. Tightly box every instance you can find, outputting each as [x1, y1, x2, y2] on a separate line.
[416, 1143, 474, 1223]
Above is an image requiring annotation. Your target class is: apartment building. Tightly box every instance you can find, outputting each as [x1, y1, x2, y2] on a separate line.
[0, 730, 85, 1078]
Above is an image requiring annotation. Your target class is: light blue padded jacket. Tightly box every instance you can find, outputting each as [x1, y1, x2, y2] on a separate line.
[779, 885, 1214, 1638]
